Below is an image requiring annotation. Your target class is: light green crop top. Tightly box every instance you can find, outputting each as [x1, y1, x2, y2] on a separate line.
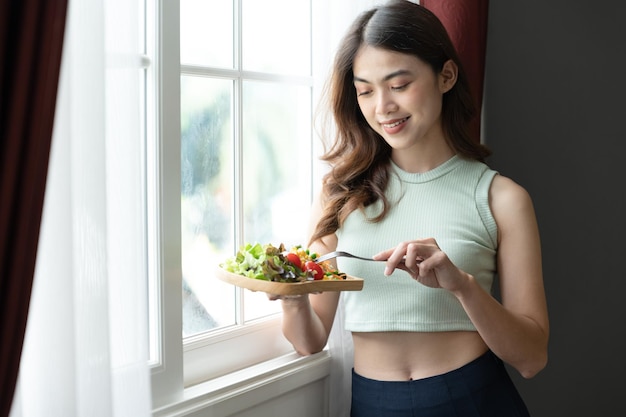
[337, 155, 498, 332]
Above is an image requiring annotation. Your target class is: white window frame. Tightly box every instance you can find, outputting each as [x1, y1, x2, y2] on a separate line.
[148, 0, 185, 407]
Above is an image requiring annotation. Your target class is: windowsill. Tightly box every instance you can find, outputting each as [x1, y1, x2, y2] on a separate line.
[182, 316, 296, 386]
[153, 350, 331, 416]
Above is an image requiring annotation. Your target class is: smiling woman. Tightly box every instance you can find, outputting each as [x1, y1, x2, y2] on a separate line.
[352, 46, 456, 163]
[277, 2, 547, 416]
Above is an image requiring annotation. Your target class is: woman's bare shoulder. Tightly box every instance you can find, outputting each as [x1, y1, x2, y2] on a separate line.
[489, 174, 534, 214]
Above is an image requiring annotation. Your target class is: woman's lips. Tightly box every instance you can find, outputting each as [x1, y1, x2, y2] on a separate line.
[381, 116, 409, 133]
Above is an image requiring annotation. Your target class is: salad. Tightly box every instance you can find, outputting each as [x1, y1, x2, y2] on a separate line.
[221, 242, 346, 283]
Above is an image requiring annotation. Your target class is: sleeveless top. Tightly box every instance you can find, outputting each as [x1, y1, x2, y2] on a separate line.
[337, 155, 498, 332]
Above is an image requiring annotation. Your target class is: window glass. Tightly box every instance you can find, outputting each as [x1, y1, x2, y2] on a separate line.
[241, 80, 312, 320]
[180, 0, 234, 68]
[180, 75, 236, 337]
[179, 0, 313, 339]
[242, 0, 311, 75]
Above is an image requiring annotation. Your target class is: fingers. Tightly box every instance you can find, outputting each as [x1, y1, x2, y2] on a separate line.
[267, 293, 320, 301]
[267, 293, 303, 301]
[373, 240, 463, 290]
[393, 262, 415, 277]
[372, 247, 395, 262]
[375, 239, 439, 276]
[404, 243, 426, 269]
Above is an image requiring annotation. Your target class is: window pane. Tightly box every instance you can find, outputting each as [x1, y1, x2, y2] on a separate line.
[180, 75, 236, 337]
[241, 80, 311, 321]
[181, 0, 233, 68]
[242, 0, 311, 75]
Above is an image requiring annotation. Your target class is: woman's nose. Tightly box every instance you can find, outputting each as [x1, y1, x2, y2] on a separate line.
[376, 92, 398, 115]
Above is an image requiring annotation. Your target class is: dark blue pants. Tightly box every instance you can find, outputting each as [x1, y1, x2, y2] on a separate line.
[351, 350, 530, 417]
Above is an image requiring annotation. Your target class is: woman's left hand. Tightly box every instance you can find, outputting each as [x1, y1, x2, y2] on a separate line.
[373, 238, 471, 293]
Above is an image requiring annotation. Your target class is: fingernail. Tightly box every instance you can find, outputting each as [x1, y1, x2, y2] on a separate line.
[384, 266, 391, 276]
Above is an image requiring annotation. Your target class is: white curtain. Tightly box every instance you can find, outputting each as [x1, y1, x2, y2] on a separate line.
[10, 0, 151, 416]
[327, 294, 355, 417]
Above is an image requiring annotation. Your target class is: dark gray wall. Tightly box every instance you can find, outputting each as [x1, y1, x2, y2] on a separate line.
[483, 1, 626, 416]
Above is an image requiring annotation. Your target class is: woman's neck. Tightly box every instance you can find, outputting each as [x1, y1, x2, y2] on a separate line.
[391, 141, 455, 173]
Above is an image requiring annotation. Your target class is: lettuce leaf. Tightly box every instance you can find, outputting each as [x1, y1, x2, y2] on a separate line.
[221, 242, 304, 282]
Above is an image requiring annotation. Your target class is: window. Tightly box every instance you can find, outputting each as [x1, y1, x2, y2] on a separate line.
[179, 0, 313, 339]
[149, 0, 317, 401]
[147, 0, 379, 409]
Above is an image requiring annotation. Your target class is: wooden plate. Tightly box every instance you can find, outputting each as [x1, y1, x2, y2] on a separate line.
[216, 267, 364, 295]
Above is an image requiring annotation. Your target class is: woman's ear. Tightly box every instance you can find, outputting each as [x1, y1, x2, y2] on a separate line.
[439, 59, 458, 93]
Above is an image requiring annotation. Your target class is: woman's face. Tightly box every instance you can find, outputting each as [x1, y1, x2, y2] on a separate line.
[353, 45, 452, 152]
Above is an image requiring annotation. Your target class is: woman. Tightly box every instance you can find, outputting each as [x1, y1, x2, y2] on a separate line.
[274, 1, 549, 415]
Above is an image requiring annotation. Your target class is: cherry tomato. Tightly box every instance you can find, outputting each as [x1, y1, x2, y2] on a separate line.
[305, 261, 324, 280]
[285, 252, 302, 270]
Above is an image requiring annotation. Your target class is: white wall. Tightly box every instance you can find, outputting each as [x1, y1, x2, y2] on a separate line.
[154, 352, 331, 417]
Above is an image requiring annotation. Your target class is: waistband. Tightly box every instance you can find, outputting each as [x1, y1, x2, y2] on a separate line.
[352, 349, 505, 391]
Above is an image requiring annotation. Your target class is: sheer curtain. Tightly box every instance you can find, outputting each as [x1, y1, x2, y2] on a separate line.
[10, 0, 151, 416]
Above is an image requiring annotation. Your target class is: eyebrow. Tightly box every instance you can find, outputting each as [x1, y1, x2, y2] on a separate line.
[353, 69, 413, 84]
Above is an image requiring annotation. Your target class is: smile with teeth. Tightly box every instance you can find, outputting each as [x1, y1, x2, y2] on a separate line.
[382, 117, 409, 128]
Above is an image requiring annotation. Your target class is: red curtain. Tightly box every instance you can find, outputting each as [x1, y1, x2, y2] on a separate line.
[422, 0, 489, 142]
[0, 1, 68, 416]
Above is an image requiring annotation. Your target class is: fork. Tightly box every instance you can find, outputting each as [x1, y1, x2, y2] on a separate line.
[315, 250, 406, 265]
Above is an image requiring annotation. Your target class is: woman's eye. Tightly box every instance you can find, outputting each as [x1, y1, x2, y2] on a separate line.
[357, 90, 372, 97]
[391, 83, 409, 91]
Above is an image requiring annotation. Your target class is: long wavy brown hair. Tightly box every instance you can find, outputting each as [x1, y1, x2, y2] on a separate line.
[309, 0, 490, 245]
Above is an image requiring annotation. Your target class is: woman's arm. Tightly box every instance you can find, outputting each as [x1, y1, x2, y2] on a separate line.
[279, 290, 340, 356]
[273, 192, 341, 356]
[462, 174, 549, 378]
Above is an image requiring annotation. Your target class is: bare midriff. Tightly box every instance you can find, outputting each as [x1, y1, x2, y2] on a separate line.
[352, 331, 489, 381]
